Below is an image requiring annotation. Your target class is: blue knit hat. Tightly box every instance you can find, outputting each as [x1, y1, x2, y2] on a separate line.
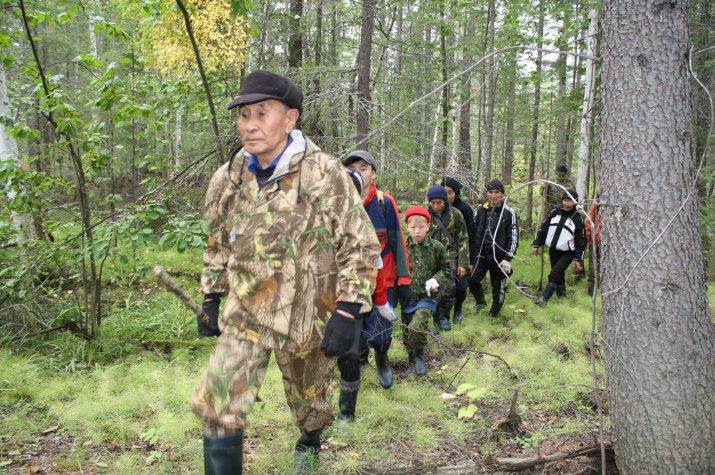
[427, 185, 449, 202]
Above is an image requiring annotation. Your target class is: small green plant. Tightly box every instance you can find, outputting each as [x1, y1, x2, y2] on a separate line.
[140, 427, 165, 464]
[515, 435, 541, 449]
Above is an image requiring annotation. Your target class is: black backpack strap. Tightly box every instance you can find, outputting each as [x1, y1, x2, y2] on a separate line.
[432, 214, 459, 254]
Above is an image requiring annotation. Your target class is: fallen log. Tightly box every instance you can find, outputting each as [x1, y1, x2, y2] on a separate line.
[493, 442, 614, 472]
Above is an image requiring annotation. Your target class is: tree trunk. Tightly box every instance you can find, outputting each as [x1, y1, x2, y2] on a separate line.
[289, 0, 303, 69]
[600, 0, 715, 472]
[439, 1, 449, 170]
[0, 63, 33, 246]
[459, 21, 474, 175]
[525, 3, 544, 230]
[576, 7, 598, 200]
[483, 0, 496, 181]
[356, 0, 375, 150]
[694, 0, 711, 197]
[175, 108, 182, 168]
[174, 0, 225, 163]
[503, 55, 516, 186]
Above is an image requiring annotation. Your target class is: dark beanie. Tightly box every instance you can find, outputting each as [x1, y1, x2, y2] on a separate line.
[440, 177, 461, 199]
[427, 185, 449, 202]
[561, 189, 579, 201]
[486, 179, 505, 194]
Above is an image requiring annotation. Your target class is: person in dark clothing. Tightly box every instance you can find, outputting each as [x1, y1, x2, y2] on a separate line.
[440, 177, 477, 323]
[469, 179, 519, 317]
[532, 189, 587, 305]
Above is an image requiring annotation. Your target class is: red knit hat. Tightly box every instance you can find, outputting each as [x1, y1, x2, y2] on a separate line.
[404, 205, 431, 224]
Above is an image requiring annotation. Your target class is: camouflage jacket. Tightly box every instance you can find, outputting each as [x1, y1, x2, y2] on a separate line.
[405, 236, 451, 301]
[201, 130, 380, 353]
[428, 205, 470, 269]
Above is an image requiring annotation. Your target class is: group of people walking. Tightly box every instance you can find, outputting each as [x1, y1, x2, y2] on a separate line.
[190, 70, 591, 474]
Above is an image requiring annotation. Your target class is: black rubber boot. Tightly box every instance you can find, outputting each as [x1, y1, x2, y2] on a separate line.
[374, 351, 394, 389]
[413, 347, 427, 376]
[294, 429, 322, 473]
[431, 311, 441, 336]
[204, 431, 243, 475]
[336, 379, 359, 421]
[453, 301, 464, 323]
[556, 284, 567, 301]
[534, 283, 556, 306]
[488, 301, 504, 318]
[438, 308, 452, 331]
[401, 350, 416, 378]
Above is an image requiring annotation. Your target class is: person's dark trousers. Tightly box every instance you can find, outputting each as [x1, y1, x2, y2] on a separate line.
[548, 248, 575, 286]
[587, 246, 600, 295]
[469, 255, 507, 316]
[436, 262, 458, 330]
[453, 274, 469, 323]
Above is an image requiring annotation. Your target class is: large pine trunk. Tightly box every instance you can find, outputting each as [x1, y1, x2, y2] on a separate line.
[600, 1, 715, 472]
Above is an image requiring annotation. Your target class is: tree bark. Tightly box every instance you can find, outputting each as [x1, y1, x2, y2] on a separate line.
[459, 21, 474, 175]
[600, 0, 715, 472]
[503, 55, 516, 186]
[356, 0, 375, 150]
[289, 0, 303, 69]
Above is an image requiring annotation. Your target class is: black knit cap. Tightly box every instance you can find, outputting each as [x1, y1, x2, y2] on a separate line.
[227, 70, 303, 116]
[486, 179, 505, 194]
[561, 189, 579, 201]
[556, 163, 568, 175]
[440, 177, 461, 198]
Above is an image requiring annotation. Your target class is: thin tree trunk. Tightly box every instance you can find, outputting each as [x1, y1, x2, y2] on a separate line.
[459, 21, 474, 175]
[576, 7, 598, 200]
[503, 55, 516, 186]
[439, 1, 449, 170]
[289, 0, 303, 69]
[174, 0, 225, 163]
[600, 0, 715, 472]
[356, 0, 375, 150]
[484, 0, 496, 181]
[525, 3, 544, 230]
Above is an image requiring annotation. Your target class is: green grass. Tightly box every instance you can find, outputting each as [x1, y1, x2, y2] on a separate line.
[2, 242, 700, 474]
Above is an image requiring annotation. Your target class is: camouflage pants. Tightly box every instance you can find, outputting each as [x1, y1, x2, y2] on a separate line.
[401, 307, 432, 349]
[438, 262, 458, 311]
[191, 331, 335, 433]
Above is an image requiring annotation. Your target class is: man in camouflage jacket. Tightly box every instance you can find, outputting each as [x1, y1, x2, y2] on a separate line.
[401, 206, 451, 377]
[426, 185, 470, 331]
[191, 71, 380, 474]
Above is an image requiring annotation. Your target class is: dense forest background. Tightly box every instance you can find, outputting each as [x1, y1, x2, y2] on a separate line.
[0, 0, 713, 336]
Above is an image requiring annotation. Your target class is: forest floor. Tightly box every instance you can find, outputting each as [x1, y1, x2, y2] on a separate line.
[2, 243, 713, 474]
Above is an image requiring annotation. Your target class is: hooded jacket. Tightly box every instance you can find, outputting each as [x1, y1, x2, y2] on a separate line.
[427, 204, 470, 269]
[201, 130, 381, 351]
[441, 178, 478, 266]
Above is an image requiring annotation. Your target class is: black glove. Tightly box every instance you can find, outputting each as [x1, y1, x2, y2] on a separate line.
[198, 293, 222, 337]
[320, 308, 359, 357]
[397, 284, 413, 307]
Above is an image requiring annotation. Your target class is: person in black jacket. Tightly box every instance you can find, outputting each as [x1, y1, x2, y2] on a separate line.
[469, 179, 519, 317]
[441, 177, 477, 323]
[532, 189, 586, 305]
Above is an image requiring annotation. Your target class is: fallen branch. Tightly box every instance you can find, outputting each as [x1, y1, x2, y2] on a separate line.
[492, 442, 614, 472]
[153, 266, 210, 325]
[8, 324, 66, 343]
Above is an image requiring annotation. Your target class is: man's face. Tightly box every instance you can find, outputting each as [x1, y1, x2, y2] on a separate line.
[237, 100, 299, 164]
[445, 186, 456, 204]
[407, 217, 429, 243]
[487, 189, 504, 206]
[562, 198, 575, 211]
[347, 159, 376, 195]
[429, 199, 446, 214]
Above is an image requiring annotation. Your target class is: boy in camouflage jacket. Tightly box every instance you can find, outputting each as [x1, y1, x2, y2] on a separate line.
[401, 206, 451, 377]
[426, 185, 470, 332]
